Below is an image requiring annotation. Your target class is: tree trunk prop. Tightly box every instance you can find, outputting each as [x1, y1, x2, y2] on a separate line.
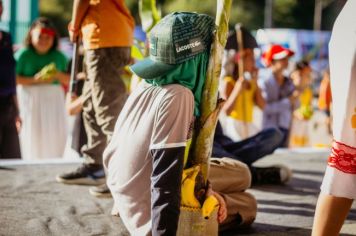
[190, 0, 232, 183]
[178, 1, 232, 235]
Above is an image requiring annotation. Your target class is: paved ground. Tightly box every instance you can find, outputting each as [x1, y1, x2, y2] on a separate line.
[223, 149, 356, 236]
[1, 149, 356, 236]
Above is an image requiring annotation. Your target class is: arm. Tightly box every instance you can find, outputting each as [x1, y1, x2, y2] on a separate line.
[55, 72, 70, 86]
[65, 93, 84, 115]
[258, 79, 291, 115]
[15, 52, 56, 85]
[221, 77, 247, 115]
[12, 95, 22, 132]
[69, 0, 90, 42]
[16, 75, 42, 85]
[254, 85, 265, 110]
[16, 73, 58, 86]
[150, 87, 194, 235]
[15, 51, 41, 85]
[205, 182, 227, 224]
[150, 147, 185, 236]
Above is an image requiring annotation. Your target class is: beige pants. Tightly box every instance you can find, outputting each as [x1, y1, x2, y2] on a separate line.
[82, 47, 130, 165]
[209, 157, 257, 229]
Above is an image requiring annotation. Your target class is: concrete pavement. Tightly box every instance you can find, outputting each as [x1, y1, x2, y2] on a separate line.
[1, 148, 356, 235]
[223, 148, 356, 236]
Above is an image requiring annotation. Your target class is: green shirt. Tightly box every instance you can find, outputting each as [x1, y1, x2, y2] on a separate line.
[15, 47, 68, 77]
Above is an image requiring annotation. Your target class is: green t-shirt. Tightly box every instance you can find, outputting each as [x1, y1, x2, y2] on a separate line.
[15, 47, 68, 78]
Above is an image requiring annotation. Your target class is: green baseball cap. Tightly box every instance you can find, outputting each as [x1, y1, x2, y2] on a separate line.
[130, 12, 215, 79]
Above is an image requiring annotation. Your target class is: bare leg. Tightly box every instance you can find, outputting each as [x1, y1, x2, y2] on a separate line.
[312, 193, 353, 236]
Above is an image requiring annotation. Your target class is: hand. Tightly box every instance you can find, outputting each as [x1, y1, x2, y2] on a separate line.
[68, 93, 79, 102]
[68, 21, 80, 43]
[33, 72, 46, 84]
[212, 191, 227, 223]
[15, 116, 22, 132]
[66, 93, 77, 110]
[234, 77, 248, 91]
[76, 72, 86, 80]
[69, 29, 79, 43]
[250, 68, 259, 85]
[34, 72, 55, 84]
[34, 72, 42, 81]
[205, 185, 227, 224]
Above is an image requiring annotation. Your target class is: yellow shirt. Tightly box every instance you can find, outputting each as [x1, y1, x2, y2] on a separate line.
[295, 87, 314, 120]
[225, 77, 256, 122]
[81, 0, 135, 50]
[299, 87, 313, 107]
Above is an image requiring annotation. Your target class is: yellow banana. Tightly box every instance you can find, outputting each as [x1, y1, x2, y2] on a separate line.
[181, 165, 201, 208]
[39, 63, 57, 80]
[201, 195, 219, 219]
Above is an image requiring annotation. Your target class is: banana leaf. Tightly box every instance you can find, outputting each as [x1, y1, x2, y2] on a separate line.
[190, 0, 232, 182]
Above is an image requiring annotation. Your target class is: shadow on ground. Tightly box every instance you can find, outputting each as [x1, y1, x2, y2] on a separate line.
[220, 223, 312, 236]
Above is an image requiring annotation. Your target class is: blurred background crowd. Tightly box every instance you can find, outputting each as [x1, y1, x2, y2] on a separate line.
[0, 0, 344, 161]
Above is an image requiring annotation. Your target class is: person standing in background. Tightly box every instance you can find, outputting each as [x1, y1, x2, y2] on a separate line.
[258, 45, 298, 147]
[15, 17, 69, 160]
[289, 60, 314, 147]
[56, 0, 134, 194]
[0, 0, 21, 159]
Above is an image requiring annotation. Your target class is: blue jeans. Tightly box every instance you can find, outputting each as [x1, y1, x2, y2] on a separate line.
[277, 127, 289, 148]
[213, 123, 283, 166]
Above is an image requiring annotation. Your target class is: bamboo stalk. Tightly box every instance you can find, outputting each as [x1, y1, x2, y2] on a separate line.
[191, 0, 233, 182]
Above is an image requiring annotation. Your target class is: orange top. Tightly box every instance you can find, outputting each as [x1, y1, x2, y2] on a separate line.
[81, 0, 135, 50]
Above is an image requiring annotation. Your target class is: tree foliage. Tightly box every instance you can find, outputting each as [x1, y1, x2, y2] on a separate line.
[39, 0, 341, 37]
[39, 0, 72, 37]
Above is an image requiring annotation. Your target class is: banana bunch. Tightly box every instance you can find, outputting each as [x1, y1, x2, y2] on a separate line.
[201, 195, 219, 219]
[181, 165, 202, 208]
[181, 165, 220, 219]
[38, 62, 57, 81]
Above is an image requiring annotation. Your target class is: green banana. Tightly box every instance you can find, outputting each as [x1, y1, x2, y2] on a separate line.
[201, 195, 219, 219]
[181, 165, 202, 208]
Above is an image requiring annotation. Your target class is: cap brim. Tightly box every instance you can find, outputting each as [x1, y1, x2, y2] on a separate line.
[130, 57, 177, 80]
[272, 49, 295, 60]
